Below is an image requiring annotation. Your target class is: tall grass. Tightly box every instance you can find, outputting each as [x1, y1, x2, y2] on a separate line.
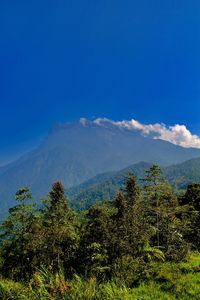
[0, 253, 199, 300]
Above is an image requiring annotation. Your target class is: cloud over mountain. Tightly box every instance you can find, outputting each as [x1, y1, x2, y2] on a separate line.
[94, 118, 200, 149]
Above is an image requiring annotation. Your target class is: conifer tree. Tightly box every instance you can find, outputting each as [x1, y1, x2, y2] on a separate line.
[180, 183, 200, 250]
[42, 181, 77, 273]
[143, 165, 166, 247]
[143, 165, 188, 260]
[125, 175, 140, 206]
[78, 203, 112, 279]
[112, 175, 151, 259]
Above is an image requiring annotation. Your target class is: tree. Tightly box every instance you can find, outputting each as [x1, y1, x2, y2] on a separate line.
[112, 175, 151, 259]
[181, 183, 200, 211]
[0, 187, 40, 279]
[125, 175, 140, 206]
[142, 165, 167, 247]
[142, 165, 189, 260]
[42, 181, 78, 274]
[180, 183, 200, 249]
[78, 203, 113, 279]
[113, 191, 127, 219]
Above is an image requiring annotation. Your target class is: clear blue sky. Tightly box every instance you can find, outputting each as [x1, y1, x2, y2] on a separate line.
[0, 0, 200, 165]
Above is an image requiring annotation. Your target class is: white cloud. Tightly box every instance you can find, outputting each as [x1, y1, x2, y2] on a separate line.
[93, 118, 200, 149]
[79, 118, 88, 126]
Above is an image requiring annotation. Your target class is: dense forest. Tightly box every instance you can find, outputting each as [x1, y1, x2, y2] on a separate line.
[0, 165, 200, 299]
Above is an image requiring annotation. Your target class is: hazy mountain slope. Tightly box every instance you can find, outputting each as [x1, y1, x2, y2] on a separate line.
[165, 157, 200, 189]
[69, 158, 200, 210]
[0, 119, 200, 216]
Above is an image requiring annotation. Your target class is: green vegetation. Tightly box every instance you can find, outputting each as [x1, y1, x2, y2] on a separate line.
[0, 165, 200, 299]
[0, 256, 200, 300]
[69, 158, 200, 211]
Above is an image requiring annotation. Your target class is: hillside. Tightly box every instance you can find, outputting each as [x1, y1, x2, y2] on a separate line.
[69, 158, 200, 210]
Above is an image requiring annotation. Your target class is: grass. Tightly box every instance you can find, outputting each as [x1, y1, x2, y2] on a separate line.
[0, 253, 199, 299]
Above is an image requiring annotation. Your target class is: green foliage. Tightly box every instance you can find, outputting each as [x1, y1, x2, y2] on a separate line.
[0, 165, 200, 298]
[0, 187, 39, 279]
[143, 245, 165, 262]
[112, 255, 148, 287]
[78, 203, 113, 279]
[69, 158, 200, 211]
[41, 182, 78, 274]
[0, 279, 32, 300]
[0, 253, 199, 299]
[180, 183, 200, 250]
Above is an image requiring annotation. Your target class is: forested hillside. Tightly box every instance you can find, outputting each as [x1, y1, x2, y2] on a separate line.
[0, 165, 200, 299]
[69, 157, 200, 210]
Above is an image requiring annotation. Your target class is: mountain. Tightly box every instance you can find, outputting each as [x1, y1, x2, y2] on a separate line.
[69, 158, 200, 210]
[0, 119, 200, 216]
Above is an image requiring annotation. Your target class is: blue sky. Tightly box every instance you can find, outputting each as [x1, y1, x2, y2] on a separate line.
[0, 0, 200, 165]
